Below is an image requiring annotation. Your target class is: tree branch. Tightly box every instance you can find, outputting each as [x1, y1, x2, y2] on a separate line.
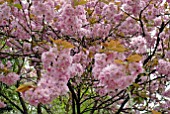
[0, 92, 24, 113]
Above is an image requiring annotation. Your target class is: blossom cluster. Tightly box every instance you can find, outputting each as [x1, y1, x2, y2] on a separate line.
[0, 61, 20, 86]
[0, 2, 11, 25]
[130, 36, 147, 54]
[22, 47, 84, 106]
[0, 73, 20, 86]
[157, 59, 170, 77]
[93, 52, 143, 95]
[162, 88, 170, 98]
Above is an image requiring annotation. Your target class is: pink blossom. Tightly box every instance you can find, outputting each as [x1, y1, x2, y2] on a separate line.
[130, 36, 147, 54]
[0, 73, 20, 86]
[157, 59, 170, 75]
[70, 63, 84, 77]
[0, 101, 6, 108]
[162, 88, 170, 98]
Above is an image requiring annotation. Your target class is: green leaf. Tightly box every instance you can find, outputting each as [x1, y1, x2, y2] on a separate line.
[102, 40, 127, 52]
[7, 0, 15, 4]
[13, 4, 22, 9]
[99, 0, 110, 4]
[151, 110, 161, 114]
[126, 54, 142, 62]
[74, 0, 88, 7]
[88, 17, 97, 24]
[16, 82, 35, 92]
[49, 37, 74, 49]
[114, 59, 124, 64]
[132, 83, 140, 88]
